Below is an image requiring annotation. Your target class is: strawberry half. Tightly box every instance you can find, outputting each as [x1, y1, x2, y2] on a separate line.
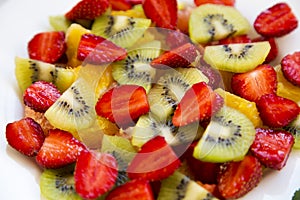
[218, 35, 251, 45]
[95, 84, 150, 128]
[28, 31, 66, 64]
[142, 0, 177, 30]
[65, 0, 110, 20]
[256, 93, 300, 128]
[252, 37, 278, 64]
[127, 136, 181, 181]
[106, 179, 154, 200]
[23, 81, 61, 113]
[231, 64, 277, 102]
[77, 33, 127, 64]
[254, 2, 298, 37]
[36, 129, 86, 168]
[281, 51, 300, 87]
[109, 0, 132, 11]
[172, 82, 223, 127]
[6, 117, 45, 157]
[250, 128, 294, 170]
[217, 155, 263, 199]
[194, 0, 235, 6]
[74, 150, 118, 199]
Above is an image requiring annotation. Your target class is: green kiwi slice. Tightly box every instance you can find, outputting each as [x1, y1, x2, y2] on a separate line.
[49, 15, 72, 32]
[91, 15, 151, 48]
[284, 115, 300, 149]
[189, 4, 250, 44]
[203, 42, 271, 73]
[157, 171, 218, 200]
[193, 105, 256, 163]
[15, 57, 76, 92]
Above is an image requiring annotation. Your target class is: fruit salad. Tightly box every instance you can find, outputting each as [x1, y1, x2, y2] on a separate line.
[2, 0, 300, 199]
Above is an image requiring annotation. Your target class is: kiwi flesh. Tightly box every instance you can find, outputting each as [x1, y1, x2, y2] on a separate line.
[284, 115, 300, 149]
[49, 15, 72, 32]
[203, 42, 271, 73]
[193, 105, 255, 163]
[189, 4, 250, 44]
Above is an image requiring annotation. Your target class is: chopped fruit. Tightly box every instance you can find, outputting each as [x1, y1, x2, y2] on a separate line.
[281, 51, 300, 87]
[177, 5, 194, 34]
[165, 29, 191, 49]
[27, 31, 66, 64]
[95, 84, 150, 128]
[111, 4, 146, 18]
[65, 0, 110, 20]
[250, 128, 294, 170]
[172, 82, 223, 127]
[36, 129, 86, 168]
[6, 117, 45, 157]
[252, 37, 278, 63]
[194, 0, 235, 6]
[231, 64, 277, 102]
[256, 93, 300, 128]
[254, 2, 298, 37]
[218, 34, 251, 45]
[74, 150, 118, 199]
[196, 64, 222, 89]
[127, 136, 181, 181]
[106, 179, 154, 200]
[217, 155, 263, 199]
[110, 0, 132, 11]
[23, 81, 61, 113]
[142, 0, 177, 29]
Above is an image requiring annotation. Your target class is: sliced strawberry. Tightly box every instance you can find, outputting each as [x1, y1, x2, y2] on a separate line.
[256, 93, 300, 128]
[74, 150, 118, 199]
[194, 0, 235, 6]
[106, 179, 154, 200]
[218, 35, 251, 45]
[36, 129, 86, 168]
[231, 64, 277, 102]
[23, 81, 61, 113]
[252, 37, 278, 63]
[28, 31, 66, 64]
[127, 136, 181, 181]
[128, 0, 142, 5]
[77, 33, 127, 64]
[65, 0, 110, 20]
[281, 51, 300, 87]
[165, 30, 191, 49]
[110, 0, 132, 11]
[142, 0, 177, 30]
[217, 155, 263, 199]
[6, 117, 45, 157]
[172, 82, 223, 127]
[254, 2, 298, 37]
[250, 128, 294, 170]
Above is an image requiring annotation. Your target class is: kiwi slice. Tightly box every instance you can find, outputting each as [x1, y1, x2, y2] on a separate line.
[203, 42, 271, 73]
[157, 171, 218, 200]
[91, 15, 151, 48]
[193, 105, 256, 163]
[49, 15, 72, 32]
[284, 115, 300, 149]
[189, 4, 250, 44]
[15, 57, 76, 92]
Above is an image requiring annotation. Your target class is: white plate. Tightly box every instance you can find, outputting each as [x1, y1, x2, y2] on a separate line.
[0, 0, 299, 199]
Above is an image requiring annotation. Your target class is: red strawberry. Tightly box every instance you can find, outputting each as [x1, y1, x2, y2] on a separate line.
[256, 93, 300, 128]
[74, 150, 118, 199]
[142, 0, 177, 30]
[217, 155, 263, 199]
[36, 129, 86, 168]
[65, 0, 110, 20]
[6, 117, 45, 157]
[172, 82, 223, 127]
[28, 31, 66, 64]
[127, 136, 181, 181]
[218, 35, 251, 45]
[110, 0, 132, 11]
[194, 0, 235, 6]
[231, 64, 277, 102]
[23, 81, 61, 113]
[165, 30, 191, 49]
[106, 179, 154, 200]
[281, 51, 300, 87]
[250, 128, 294, 170]
[254, 2, 298, 37]
[77, 33, 127, 64]
[128, 0, 142, 5]
[252, 37, 278, 63]
[95, 84, 149, 128]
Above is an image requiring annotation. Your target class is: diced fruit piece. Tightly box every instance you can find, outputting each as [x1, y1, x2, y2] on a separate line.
[252, 37, 278, 63]
[74, 150, 118, 199]
[111, 4, 146, 18]
[65, 0, 110, 20]
[165, 29, 191, 49]
[177, 5, 193, 34]
[28, 31, 66, 64]
[231, 64, 277, 102]
[189, 4, 250, 44]
[36, 129, 86, 168]
[284, 115, 300, 149]
[194, 0, 235, 6]
[256, 93, 300, 128]
[217, 155, 263, 199]
[49, 15, 72, 32]
[6, 117, 45, 157]
[196, 64, 222, 89]
[218, 34, 251, 45]
[250, 128, 294, 170]
[203, 42, 271, 73]
[281, 51, 300, 87]
[110, 0, 132, 11]
[127, 136, 181, 181]
[254, 2, 298, 37]
[96, 116, 119, 136]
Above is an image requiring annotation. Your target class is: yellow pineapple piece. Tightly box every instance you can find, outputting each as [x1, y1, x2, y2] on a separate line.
[111, 5, 146, 18]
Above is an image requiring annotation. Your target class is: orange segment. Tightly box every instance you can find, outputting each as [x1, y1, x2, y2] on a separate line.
[96, 116, 119, 136]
